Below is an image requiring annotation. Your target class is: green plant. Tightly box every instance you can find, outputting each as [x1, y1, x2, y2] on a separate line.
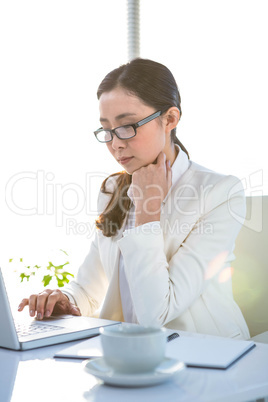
[9, 249, 74, 288]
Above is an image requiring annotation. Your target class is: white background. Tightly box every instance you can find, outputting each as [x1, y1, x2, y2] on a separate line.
[0, 0, 267, 296]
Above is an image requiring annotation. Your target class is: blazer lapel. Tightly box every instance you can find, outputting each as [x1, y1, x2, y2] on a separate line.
[99, 246, 124, 321]
[99, 210, 130, 322]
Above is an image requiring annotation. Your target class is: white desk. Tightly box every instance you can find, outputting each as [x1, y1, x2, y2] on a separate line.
[1, 332, 268, 402]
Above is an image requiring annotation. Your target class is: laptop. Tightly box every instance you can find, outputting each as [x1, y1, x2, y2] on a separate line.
[0, 268, 120, 350]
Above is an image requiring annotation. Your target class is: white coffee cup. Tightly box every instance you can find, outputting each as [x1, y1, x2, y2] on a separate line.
[100, 324, 166, 374]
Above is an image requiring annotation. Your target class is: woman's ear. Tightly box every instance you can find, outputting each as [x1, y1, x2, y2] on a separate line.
[164, 107, 180, 134]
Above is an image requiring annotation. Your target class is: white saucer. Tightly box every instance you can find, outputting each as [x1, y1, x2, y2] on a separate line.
[83, 357, 185, 387]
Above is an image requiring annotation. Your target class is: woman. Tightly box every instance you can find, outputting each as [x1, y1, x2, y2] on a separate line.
[18, 58, 250, 339]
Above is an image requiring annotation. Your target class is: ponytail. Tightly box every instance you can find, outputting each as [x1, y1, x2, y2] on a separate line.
[95, 172, 132, 237]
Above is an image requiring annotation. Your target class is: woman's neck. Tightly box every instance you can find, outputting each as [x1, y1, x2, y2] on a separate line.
[168, 143, 179, 167]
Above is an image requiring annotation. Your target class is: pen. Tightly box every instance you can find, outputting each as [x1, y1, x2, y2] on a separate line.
[167, 332, 180, 342]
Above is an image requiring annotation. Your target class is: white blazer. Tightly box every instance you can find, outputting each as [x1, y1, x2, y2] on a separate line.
[64, 161, 250, 340]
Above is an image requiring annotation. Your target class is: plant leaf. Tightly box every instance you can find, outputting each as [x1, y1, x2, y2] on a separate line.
[47, 262, 53, 270]
[55, 271, 74, 287]
[20, 273, 30, 282]
[56, 279, 65, 287]
[42, 275, 53, 287]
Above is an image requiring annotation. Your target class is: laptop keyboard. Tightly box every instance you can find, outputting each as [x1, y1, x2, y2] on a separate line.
[16, 322, 64, 337]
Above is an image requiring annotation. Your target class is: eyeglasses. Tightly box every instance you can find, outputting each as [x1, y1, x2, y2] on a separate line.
[94, 110, 162, 143]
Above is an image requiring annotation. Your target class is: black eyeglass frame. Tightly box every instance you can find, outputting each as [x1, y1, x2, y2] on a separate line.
[94, 110, 163, 143]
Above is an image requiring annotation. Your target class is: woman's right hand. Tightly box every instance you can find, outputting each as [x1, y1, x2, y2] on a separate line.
[18, 289, 81, 320]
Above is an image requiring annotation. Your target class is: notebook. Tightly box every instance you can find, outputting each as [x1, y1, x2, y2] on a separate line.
[55, 330, 255, 370]
[165, 335, 256, 369]
[0, 267, 120, 351]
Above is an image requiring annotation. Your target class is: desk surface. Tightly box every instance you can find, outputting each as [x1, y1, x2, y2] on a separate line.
[1, 331, 268, 402]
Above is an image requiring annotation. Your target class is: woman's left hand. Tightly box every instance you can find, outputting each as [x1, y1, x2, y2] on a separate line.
[131, 152, 172, 226]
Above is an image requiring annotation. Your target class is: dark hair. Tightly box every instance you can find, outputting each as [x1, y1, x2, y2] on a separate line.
[95, 58, 189, 237]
